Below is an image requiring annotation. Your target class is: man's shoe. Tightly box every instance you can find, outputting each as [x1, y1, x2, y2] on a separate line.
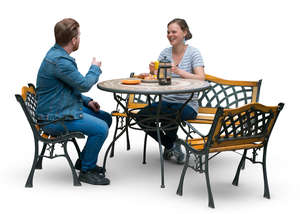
[75, 159, 106, 174]
[79, 170, 110, 185]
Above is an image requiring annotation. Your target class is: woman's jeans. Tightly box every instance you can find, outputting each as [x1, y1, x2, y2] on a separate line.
[136, 101, 197, 149]
[42, 106, 112, 171]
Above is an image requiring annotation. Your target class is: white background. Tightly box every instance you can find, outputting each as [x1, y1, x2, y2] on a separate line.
[1, 0, 299, 213]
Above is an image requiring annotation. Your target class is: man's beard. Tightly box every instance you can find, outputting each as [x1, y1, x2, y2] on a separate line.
[73, 41, 79, 51]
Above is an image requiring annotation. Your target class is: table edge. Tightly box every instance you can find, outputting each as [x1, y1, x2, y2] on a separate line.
[97, 81, 211, 95]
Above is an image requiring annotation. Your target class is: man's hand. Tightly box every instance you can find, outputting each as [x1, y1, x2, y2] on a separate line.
[92, 57, 102, 68]
[88, 100, 100, 112]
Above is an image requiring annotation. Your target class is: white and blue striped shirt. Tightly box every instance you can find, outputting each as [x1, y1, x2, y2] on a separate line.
[158, 45, 204, 113]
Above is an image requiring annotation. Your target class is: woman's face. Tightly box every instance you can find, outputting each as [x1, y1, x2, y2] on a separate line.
[167, 23, 186, 46]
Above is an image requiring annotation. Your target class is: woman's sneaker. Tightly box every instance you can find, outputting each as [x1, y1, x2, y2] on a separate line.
[173, 139, 185, 164]
[163, 140, 185, 164]
[163, 147, 174, 160]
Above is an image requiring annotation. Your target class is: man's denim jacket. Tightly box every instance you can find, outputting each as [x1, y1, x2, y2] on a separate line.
[36, 44, 101, 121]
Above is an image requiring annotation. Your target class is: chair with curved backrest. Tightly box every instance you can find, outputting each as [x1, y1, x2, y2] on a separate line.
[176, 102, 284, 208]
[182, 75, 262, 169]
[15, 83, 85, 187]
[108, 73, 159, 164]
[186, 74, 262, 127]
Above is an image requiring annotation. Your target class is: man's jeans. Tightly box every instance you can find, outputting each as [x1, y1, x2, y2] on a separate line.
[42, 106, 112, 171]
[136, 101, 197, 149]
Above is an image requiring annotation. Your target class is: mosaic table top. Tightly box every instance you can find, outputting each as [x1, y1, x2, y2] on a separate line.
[97, 78, 210, 95]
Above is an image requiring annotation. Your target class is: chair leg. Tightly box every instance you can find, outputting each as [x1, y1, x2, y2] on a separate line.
[71, 138, 81, 160]
[63, 141, 81, 186]
[103, 126, 127, 172]
[262, 146, 270, 199]
[36, 143, 47, 169]
[204, 153, 215, 208]
[110, 116, 120, 158]
[72, 138, 82, 171]
[125, 117, 131, 151]
[241, 158, 246, 170]
[103, 141, 114, 174]
[142, 134, 148, 164]
[176, 152, 190, 196]
[25, 138, 39, 188]
[232, 149, 247, 186]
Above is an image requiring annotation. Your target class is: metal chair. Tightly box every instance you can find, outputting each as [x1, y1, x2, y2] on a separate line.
[176, 102, 284, 208]
[183, 75, 262, 169]
[15, 83, 85, 187]
[186, 74, 262, 129]
[109, 73, 158, 164]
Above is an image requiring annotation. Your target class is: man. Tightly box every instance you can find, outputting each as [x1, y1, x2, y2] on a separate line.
[36, 18, 111, 185]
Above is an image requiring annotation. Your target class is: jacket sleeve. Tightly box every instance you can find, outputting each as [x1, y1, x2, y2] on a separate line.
[81, 94, 92, 106]
[54, 56, 102, 93]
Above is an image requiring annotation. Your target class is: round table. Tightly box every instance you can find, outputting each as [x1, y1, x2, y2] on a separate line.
[98, 78, 210, 95]
[97, 78, 210, 188]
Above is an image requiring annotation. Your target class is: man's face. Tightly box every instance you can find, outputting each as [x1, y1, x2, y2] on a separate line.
[72, 29, 80, 52]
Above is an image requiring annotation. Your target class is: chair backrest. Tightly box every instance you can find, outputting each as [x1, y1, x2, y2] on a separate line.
[207, 103, 284, 150]
[124, 72, 159, 109]
[127, 94, 159, 109]
[198, 74, 262, 114]
[16, 83, 58, 140]
[125, 74, 262, 112]
[15, 83, 38, 132]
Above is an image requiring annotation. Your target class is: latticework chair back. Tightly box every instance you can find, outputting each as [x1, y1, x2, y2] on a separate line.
[16, 84, 39, 134]
[127, 72, 159, 109]
[16, 84, 56, 140]
[22, 83, 37, 120]
[206, 103, 284, 151]
[127, 94, 159, 109]
[198, 74, 262, 114]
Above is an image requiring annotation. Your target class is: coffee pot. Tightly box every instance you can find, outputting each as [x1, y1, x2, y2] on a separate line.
[157, 56, 172, 85]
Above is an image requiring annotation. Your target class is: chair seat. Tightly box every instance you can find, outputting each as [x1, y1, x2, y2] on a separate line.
[111, 110, 140, 117]
[40, 132, 85, 141]
[36, 124, 85, 141]
[111, 112, 127, 117]
[187, 114, 242, 125]
[187, 114, 215, 124]
[187, 138, 264, 153]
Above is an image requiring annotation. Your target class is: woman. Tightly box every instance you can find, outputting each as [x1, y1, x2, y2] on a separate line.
[137, 18, 205, 164]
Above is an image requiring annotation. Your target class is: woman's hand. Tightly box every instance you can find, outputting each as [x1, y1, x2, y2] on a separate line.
[171, 63, 181, 75]
[149, 61, 155, 74]
[171, 64, 205, 80]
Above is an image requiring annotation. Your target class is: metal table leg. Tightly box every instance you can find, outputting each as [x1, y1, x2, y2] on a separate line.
[156, 95, 165, 188]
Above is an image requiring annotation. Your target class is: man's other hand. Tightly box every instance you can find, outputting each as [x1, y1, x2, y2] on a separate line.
[88, 100, 100, 112]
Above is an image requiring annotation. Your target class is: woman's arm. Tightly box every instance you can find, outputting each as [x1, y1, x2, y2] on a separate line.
[171, 65, 205, 81]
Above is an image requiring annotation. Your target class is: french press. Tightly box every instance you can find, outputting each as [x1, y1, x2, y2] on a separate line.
[157, 56, 172, 85]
